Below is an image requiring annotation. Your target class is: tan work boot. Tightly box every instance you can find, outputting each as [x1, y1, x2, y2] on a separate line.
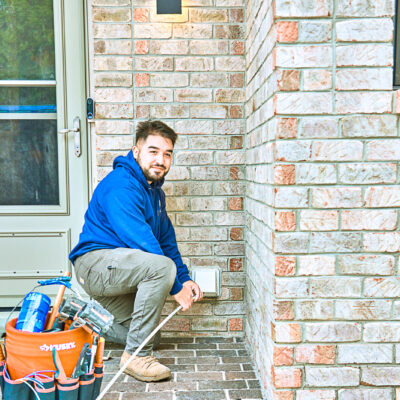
[119, 351, 171, 382]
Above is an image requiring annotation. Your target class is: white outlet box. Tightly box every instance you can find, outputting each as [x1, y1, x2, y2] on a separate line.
[191, 266, 221, 297]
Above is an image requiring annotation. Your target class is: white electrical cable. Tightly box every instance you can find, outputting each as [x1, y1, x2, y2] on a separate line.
[96, 304, 183, 400]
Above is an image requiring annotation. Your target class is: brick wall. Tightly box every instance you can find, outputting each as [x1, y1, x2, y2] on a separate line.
[245, 0, 276, 396]
[245, 0, 400, 398]
[90, 0, 246, 337]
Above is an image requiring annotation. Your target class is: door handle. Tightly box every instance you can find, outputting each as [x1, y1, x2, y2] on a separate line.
[58, 116, 81, 157]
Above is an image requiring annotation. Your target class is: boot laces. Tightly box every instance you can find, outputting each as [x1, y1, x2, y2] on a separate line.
[142, 356, 159, 368]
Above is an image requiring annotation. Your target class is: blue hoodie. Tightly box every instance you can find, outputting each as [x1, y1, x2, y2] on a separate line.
[69, 150, 191, 295]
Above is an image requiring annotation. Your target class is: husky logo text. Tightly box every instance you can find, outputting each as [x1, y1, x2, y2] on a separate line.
[39, 342, 76, 351]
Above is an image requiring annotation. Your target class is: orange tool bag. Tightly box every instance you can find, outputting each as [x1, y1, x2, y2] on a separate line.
[0, 278, 106, 400]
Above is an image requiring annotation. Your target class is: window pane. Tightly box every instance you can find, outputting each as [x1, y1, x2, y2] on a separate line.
[0, 87, 56, 113]
[0, 120, 59, 205]
[0, 0, 55, 80]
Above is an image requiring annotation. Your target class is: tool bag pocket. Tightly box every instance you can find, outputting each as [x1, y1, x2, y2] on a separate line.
[0, 363, 104, 400]
[93, 363, 104, 398]
[56, 377, 79, 400]
[78, 370, 95, 400]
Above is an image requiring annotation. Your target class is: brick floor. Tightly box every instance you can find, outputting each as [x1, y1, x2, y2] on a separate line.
[101, 337, 264, 400]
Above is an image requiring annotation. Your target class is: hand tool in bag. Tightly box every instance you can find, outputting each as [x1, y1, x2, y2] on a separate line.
[95, 337, 105, 365]
[43, 272, 72, 330]
[0, 339, 5, 363]
[52, 348, 67, 380]
[89, 336, 98, 371]
[71, 342, 91, 378]
[59, 295, 114, 336]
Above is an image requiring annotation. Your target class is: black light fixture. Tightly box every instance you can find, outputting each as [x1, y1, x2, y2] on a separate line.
[157, 0, 182, 14]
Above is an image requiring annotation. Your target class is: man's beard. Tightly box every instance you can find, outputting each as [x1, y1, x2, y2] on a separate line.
[137, 153, 167, 183]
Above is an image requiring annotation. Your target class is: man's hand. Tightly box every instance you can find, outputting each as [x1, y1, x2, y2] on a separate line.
[182, 280, 203, 302]
[173, 280, 203, 311]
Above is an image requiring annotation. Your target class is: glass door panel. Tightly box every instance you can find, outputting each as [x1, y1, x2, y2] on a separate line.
[0, 0, 66, 213]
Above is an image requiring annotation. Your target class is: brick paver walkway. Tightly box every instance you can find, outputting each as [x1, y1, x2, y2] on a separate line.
[102, 337, 264, 400]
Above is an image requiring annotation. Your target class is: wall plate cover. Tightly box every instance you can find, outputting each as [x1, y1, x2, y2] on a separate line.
[191, 266, 221, 297]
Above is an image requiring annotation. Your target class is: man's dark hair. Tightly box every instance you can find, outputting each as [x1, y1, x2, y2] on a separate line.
[135, 120, 177, 146]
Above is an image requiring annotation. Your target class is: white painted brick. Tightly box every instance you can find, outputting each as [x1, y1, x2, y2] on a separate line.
[216, 151, 245, 165]
[273, 233, 309, 254]
[298, 256, 335, 276]
[300, 210, 338, 231]
[363, 233, 400, 252]
[275, 188, 308, 208]
[364, 186, 400, 207]
[297, 164, 337, 184]
[311, 278, 361, 298]
[175, 151, 213, 166]
[150, 73, 189, 87]
[191, 73, 229, 87]
[176, 89, 213, 103]
[335, 92, 392, 114]
[191, 227, 228, 241]
[303, 69, 332, 91]
[190, 198, 226, 211]
[313, 140, 363, 161]
[191, 105, 228, 119]
[276, 92, 332, 114]
[338, 255, 394, 276]
[312, 188, 362, 208]
[296, 300, 334, 320]
[298, 21, 332, 43]
[297, 390, 335, 400]
[175, 120, 213, 135]
[338, 344, 392, 364]
[305, 322, 361, 342]
[341, 115, 397, 137]
[338, 389, 392, 400]
[136, 88, 173, 102]
[275, 277, 309, 298]
[150, 40, 188, 55]
[336, 300, 391, 320]
[364, 277, 400, 297]
[361, 367, 400, 386]
[364, 323, 400, 342]
[176, 57, 213, 71]
[336, 44, 393, 67]
[134, 23, 172, 38]
[216, 57, 245, 71]
[336, 0, 394, 17]
[341, 210, 397, 230]
[300, 118, 338, 138]
[336, 19, 393, 42]
[366, 139, 400, 160]
[275, 141, 311, 162]
[305, 367, 359, 387]
[275, 0, 333, 17]
[336, 68, 393, 90]
[310, 232, 362, 253]
[276, 46, 332, 68]
[339, 164, 396, 184]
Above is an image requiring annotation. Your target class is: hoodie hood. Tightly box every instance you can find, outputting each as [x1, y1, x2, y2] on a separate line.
[113, 150, 165, 189]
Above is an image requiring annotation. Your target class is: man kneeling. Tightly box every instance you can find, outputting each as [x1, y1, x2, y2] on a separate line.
[69, 120, 203, 381]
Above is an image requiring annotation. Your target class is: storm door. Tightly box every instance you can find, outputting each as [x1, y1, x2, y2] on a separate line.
[0, 0, 89, 308]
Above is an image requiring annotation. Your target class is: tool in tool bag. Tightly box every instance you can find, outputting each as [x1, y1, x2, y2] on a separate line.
[58, 295, 114, 336]
[52, 348, 67, 380]
[0, 340, 5, 363]
[71, 343, 90, 378]
[44, 272, 72, 330]
[89, 336, 98, 371]
[95, 337, 105, 365]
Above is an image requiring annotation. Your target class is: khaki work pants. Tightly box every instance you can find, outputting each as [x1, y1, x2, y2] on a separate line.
[74, 248, 176, 355]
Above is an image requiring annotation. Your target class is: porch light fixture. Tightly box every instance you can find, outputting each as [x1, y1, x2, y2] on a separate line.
[156, 0, 182, 14]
